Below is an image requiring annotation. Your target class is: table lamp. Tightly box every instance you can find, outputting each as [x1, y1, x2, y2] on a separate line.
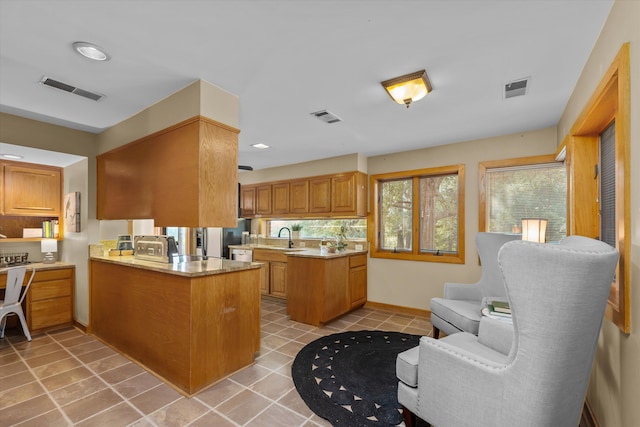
[521, 218, 548, 243]
[41, 238, 58, 264]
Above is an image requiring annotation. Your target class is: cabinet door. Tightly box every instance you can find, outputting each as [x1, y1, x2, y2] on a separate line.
[257, 260, 270, 294]
[310, 177, 331, 213]
[241, 186, 256, 217]
[272, 183, 290, 214]
[349, 254, 367, 308]
[290, 180, 309, 214]
[4, 163, 61, 216]
[256, 185, 272, 215]
[270, 261, 287, 298]
[332, 174, 356, 213]
[349, 265, 367, 308]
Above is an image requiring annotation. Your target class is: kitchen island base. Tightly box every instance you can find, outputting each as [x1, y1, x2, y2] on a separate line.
[90, 259, 261, 395]
[287, 252, 367, 326]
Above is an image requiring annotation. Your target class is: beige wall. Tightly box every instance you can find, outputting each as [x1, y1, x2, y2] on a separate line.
[0, 112, 96, 326]
[558, 1, 640, 426]
[366, 127, 557, 309]
[96, 79, 238, 154]
[239, 153, 366, 184]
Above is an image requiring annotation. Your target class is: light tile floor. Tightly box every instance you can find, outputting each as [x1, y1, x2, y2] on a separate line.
[0, 298, 432, 426]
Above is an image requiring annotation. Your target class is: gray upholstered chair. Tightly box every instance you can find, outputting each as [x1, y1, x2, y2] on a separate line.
[430, 232, 520, 338]
[396, 236, 619, 427]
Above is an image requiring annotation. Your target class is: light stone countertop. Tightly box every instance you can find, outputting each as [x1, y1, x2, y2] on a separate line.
[229, 244, 368, 259]
[1, 262, 75, 272]
[89, 255, 262, 278]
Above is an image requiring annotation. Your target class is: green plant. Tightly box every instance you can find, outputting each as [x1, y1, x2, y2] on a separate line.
[334, 226, 348, 251]
[291, 223, 303, 231]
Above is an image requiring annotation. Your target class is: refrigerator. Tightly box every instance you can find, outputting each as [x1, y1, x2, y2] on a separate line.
[196, 219, 251, 259]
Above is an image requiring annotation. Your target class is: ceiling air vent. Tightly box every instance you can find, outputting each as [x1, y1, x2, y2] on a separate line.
[504, 78, 530, 99]
[39, 76, 104, 101]
[310, 110, 342, 124]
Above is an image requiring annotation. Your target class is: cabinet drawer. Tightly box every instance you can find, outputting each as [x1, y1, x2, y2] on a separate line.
[30, 297, 72, 330]
[253, 250, 288, 263]
[30, 268, 73, 282]
[349, 254, 367, 268]
[31, 280, 72, 300]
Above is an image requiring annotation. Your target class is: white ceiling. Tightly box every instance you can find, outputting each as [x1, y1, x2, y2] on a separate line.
[0, 0, 613, 170]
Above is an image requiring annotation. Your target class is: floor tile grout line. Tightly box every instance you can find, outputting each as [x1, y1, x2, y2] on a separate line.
[45, 329, 158, 426]
[3, 335, 75, 426]
[4, 301, 431, 426]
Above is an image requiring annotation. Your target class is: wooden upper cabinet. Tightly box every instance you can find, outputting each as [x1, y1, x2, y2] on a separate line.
[97, 116, 239, 227]
[272, 183, 290, 214]
[241, 186, 256, 217]
[290, 180, 309, 214]
[240, 171, 367, 218]
[3, 162, 61, 216]
[310, 177, 331, 213]
[332, 173, 363, 214]
[256, 185, 272, 215]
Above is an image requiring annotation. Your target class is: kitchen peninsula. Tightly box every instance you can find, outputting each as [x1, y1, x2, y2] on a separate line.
[89, 255, 262, 395]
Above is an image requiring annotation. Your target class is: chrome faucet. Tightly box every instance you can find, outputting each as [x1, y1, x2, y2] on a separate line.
[278, 227, 294, 248]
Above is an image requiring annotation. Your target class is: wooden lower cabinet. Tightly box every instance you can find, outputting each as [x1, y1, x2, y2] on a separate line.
[349, 254, 368, 308]
[90, 260, 261, 395]
[26, 267, 74, 332]
[253, 249, 288, 299]
[287, 253, 367, 326]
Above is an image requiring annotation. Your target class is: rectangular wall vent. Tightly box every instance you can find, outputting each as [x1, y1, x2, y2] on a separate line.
[40, 76, 104, 101]
[310, 110, 342, 124]
[504, 78, 529, 99]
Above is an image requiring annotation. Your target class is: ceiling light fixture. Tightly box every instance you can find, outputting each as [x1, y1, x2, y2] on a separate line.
[381, 69, 432, 108]
[251, 143, 270, 150]
[1, 153, 24, 160]
[72, 42, 110, 61]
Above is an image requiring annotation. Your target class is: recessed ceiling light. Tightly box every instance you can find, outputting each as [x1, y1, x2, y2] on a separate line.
[251, 143, 270, 150]
[72, 42, 110, 61]
[1, 153, 24, 160]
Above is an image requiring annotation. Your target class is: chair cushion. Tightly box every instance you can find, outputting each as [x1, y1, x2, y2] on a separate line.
[396, 345, 420, 387]
[430, 298, 482, 335]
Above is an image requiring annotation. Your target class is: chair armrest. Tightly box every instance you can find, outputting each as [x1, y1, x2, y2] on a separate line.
[443, 282, 482, 300]
[477, 316, 513, 356]
[416, 336, 506, 426]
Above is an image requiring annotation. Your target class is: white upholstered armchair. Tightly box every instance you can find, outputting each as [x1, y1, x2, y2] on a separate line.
[397, 236, 619, 427]
[430, 232, 520, 338]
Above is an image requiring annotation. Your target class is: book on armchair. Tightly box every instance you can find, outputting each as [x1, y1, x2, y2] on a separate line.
[487, 303, 512, 318]
[490, 301, 511, 314]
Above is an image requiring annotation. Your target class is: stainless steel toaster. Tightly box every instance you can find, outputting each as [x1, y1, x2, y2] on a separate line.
[134, 235, 179, 263]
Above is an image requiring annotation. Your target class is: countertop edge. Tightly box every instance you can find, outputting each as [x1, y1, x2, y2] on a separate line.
[90, 256, 263, 277]
[1, 262, 75, 272]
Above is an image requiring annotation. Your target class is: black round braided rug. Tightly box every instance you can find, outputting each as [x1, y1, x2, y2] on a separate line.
[292, 330, 420, 427]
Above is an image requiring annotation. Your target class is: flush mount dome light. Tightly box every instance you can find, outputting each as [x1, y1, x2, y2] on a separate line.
[73, 42, 109, 61]
[381, 69, 432, 108]
[251, 143, 270, 149]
